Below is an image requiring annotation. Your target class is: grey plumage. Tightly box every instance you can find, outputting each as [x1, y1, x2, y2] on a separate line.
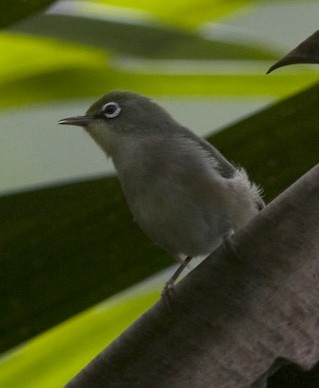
[59, 91, 264, 285]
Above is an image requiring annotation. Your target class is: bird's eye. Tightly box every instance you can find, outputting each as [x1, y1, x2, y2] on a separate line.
[102, 102, 121, 119]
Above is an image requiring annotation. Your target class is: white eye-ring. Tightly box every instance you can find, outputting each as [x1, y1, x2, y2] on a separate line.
[102, 102, 121, 118]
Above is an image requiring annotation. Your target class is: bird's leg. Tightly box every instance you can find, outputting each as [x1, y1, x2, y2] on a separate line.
[162, 256, 193, 297]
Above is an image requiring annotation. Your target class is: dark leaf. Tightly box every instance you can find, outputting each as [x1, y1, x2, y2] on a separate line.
[0, 0, 57, 28]
[267, 30, 319, 73]
[11, 13, 276, 60]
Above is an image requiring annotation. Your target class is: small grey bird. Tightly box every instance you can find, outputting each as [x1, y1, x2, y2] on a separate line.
[59, 91, 264, 292]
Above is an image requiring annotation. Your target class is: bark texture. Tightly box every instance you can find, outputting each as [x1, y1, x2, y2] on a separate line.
[66, 164, 319, 388]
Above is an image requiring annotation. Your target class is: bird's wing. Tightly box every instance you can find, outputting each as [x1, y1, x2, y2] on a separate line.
[183, 128, 236, 179]
[178, 128, 266, 210]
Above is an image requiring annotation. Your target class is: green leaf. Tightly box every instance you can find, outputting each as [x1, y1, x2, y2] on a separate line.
[0, 33, 317, 110]
[93, 0, 255, 29]
[0, 176, 171, 354]
[12, 13, 277, 60]
[3, 9, 316, 110]
[0, 0, 57, 28]
[0, 32, 109, 81]
[0, 285, 160, 388]
[1, 66, 318, 109]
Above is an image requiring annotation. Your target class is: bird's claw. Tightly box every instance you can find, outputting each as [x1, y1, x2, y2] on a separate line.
[161, 280, 174, 298]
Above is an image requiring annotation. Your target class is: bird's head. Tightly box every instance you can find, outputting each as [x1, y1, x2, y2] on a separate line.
[59, 91, 176, 156]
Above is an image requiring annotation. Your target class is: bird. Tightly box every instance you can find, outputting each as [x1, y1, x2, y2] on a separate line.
[59, 91, 264, 293]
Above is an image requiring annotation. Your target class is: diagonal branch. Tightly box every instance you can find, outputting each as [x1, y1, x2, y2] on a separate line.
[66, 163, 319, 388]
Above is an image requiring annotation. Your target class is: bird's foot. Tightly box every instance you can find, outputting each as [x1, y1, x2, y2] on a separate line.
[224, 228, 235, 240]
[161, 280, 176, 312]
[222, 228, 239, 258]
[161, 256, 193, 306]
[161, 279, 175, 298]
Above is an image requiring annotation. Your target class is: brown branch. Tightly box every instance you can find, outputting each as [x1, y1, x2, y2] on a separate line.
[66, 163, 319, 388]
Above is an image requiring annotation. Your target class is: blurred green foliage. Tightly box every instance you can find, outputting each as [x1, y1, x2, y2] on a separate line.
[0, 1, 318, 387]
[74, 0, 255, 29]
[0, 1, 317, 109]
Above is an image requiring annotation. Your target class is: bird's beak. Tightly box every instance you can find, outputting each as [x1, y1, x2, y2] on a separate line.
[58, 115, 94, 127]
